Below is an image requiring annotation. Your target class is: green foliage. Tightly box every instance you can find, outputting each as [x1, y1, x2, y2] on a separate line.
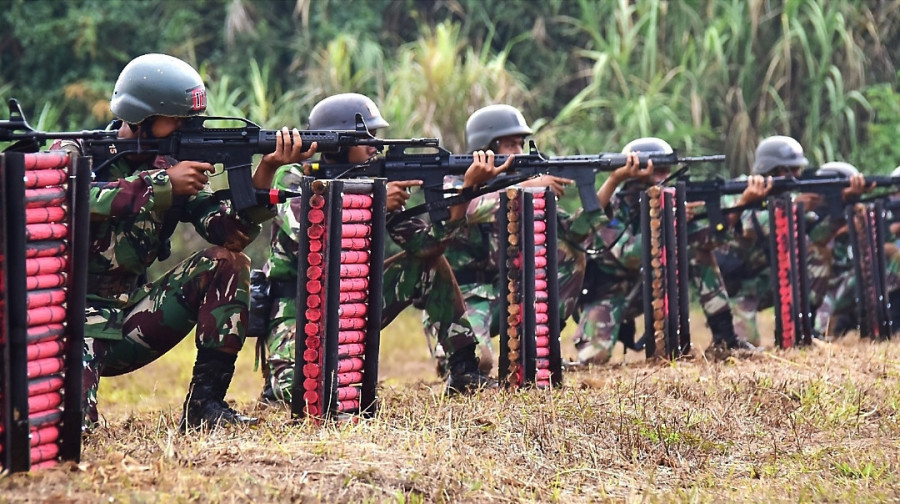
[855, 76, 900, 173]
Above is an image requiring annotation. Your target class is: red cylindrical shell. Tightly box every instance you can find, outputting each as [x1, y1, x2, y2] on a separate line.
[306, 280, 322, 294]
[339, 290, 367, 303]
[338, 331, 366, 344]
[309, 194, 326, 209]
[25, 152, 68, 170]
[338, 343, 366, 357]
[307, 224, 325, 239]
[26, 339, 64, 361]
[336, 357, 364, 373]
[26, 256, 67, 276]
[303, 348, 319, 363]
[25, 187, 67, 207]
[342, 194, 373, 208]
[307, 252, 322, 266]
[27, 274, 66, 291]
[26, 289, 66, 310]
[337, 371, 363, 385]
[308, 208, 325, 224]
[341, 224, 371, 238]
[28, 391, 62, 414]
[303, 363, 321, 378]
[340, 250, 369, 264]
[30, 443, 60, 465]
[338, 303, 368, 318]
[25, 169, 67, 188]
[340, 264, 369, 278]
[339, 278, 368, 292]
[338, 318, 366, 330]
[27, 306, 67, 326]
[27, 324, 65, 343]
[25, 223, 68, 241]
[26, 241, 68, 258]
[533, 220, 546, 233]
[342, 209, 372, 223]
[336, 386, 360, 401]
[25, 207, 66, 225]
[341, 238, 370, 250]
[305, 336, 320, 350]
[30, 425, 60, 447]
[27, 357, 64, 379]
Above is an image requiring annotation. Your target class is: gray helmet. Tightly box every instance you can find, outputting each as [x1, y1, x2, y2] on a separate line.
[621, 137, 673, 155]
[308, 93, 389, 131]
[465, 104, 533, 152]
[752, 135, 808, 175]
[892, 166, 900, 178]
[816, 161, 858, 178]
[110, 53, 207, 124]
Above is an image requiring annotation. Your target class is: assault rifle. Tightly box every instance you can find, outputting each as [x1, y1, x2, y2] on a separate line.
[1, 98, 437, 210]
[307, 140, 725, 220]
[683, 173, 900, 234]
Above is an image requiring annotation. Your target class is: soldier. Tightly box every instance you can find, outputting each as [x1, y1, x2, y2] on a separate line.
[574, 137, 755, 365]
[423, 104, 624, 375]
[54, 53, 313, 430]
[809, 162, 900, 337]
[717, 136, 862, 344]
[259, 93, 508, 401]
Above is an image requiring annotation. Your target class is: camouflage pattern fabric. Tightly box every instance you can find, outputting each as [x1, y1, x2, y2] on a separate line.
[422, 183, 597, 373]
[261, 165, 476, 402]
[82, 246, 251, 426]
[720, 205, 831, 345]
[573, 193, 734, 364]
[52, 138, 268, 428]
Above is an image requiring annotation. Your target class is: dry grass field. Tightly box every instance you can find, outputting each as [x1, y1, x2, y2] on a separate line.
[2, 308, 900, 503]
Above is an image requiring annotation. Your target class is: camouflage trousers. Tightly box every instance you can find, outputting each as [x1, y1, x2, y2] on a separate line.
[815, 243, 900, 335]
[83, 246, 250, 427]
[573, 234, 732, 365]
[262, 252, 476, 403]
[421, 239, 586, 374]
[729, 238, 829, 345]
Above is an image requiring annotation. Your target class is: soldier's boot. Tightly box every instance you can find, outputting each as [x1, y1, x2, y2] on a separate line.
[179, 349, 259, 431]
[708, 311, 759, 351]
[444, 343, 494, 396]
[831, 313, 856, 338]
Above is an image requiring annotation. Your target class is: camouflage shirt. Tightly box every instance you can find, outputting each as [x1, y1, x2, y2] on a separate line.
[265, 164, 465, 283]
[53, 139, 270, 339]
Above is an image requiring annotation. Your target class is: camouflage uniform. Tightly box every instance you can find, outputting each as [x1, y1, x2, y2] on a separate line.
[573, 191, 734, 363]
[60, 145, 269, 427]
[422, 183, 599, 372]
[719, 202, 831, 345]
[261, 166, 476, 402]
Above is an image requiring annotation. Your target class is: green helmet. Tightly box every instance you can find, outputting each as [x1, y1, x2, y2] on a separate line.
[752, 135, 808, 175]
[465, 104, 532, 152]
[110, 53, 207, 124]
[621, 137, 673, 155]
[816, 161, 858, 178]
[308, 93, 389, 131]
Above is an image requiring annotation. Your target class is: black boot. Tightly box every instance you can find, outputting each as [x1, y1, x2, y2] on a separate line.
[708, 311, 758, 351]
[179, 349, 259, 431]
[444, 343, 493, 396]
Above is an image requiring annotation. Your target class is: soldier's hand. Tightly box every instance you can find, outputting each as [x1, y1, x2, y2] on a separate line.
[255, 128, 317, 189]
[841, 173, 873, 201]
[611, 152, 654, 185]
[737, 175, 772, 205]
[167, 161, 215, 196]
[520, 174, 573, 197]
[685, 201, 704, 222]
[386, 180, 422, 212]
[794, 192, 823, 209]
[463, 150, 512, 188]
